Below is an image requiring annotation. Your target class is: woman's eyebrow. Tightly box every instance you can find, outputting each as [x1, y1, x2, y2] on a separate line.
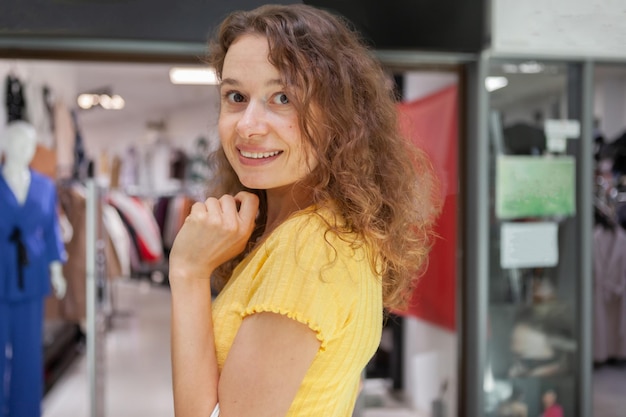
[220, 78, 283, 87]
[220, 78, 239, 87]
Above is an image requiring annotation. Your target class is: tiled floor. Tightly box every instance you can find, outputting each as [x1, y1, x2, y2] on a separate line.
[43, 279, 174, 417]
[42, 279, 626, 417]
[593, 363, 626, 417]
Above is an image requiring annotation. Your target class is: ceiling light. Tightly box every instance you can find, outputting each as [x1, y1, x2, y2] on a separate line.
[77, 93, 125, 110]
[169, 67, 219, 85]
[518, 61, 545, 74]
[100, 94, 125, 110]
[485, 76, 509, 92]
[77, 93, 96, 109]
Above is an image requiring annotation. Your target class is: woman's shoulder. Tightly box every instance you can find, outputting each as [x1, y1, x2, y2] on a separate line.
[263, 202, 376, 275]
[280, 201, 346, 231]
[267, 202, 351, 247]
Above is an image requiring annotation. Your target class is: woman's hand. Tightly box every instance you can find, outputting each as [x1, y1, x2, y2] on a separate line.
[169, 191, 258, 416]
[169, 191, 259, 281]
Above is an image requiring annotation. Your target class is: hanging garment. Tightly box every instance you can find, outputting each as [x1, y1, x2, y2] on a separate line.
[0, 169, 65, 417]
[593, 225, 626, 361]
[55, 185, 87, 323]
[502, 123, 546, 155]
[119, 146, 140, 191]
[54, 102, 76, 179]
[5, 75, 26, 122]
[25, 82, 55, 148]
[0, 299, 45, 417]
[71, 110, 88, 181]
[186, 136, 212, 183]
[107, 190, 163, 263]
[102, 203, 131, 278]
[170, 148, 188, 180]
[153, 196, 171, 242]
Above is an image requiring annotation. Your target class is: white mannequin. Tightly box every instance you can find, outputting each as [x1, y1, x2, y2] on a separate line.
[2, 121, 67, 299]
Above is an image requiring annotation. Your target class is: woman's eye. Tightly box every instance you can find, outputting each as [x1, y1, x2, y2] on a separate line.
[272, 93, 290, 105]
[226, 92, 245, 103]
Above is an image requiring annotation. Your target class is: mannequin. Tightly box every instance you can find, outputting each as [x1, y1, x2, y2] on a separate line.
[0, 120, 67, 417]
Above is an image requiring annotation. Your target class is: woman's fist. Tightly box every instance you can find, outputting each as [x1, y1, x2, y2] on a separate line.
[169, 191, 259, 281]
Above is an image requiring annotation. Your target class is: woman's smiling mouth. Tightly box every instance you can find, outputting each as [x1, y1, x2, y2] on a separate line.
[239, 150, 282, 159]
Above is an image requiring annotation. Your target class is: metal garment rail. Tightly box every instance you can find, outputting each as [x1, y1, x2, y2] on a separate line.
[86, 179, 107, 417]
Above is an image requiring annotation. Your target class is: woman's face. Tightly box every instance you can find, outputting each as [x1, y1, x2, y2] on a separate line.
[218, 34, 318, 192]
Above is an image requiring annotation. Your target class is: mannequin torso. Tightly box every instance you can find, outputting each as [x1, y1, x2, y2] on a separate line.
[1, 121, 66, 299]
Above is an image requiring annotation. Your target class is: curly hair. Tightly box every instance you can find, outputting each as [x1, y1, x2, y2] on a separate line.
[206, 4, 439, 310]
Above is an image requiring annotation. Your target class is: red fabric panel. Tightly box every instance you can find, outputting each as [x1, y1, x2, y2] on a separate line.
[396, 85, 458, 331]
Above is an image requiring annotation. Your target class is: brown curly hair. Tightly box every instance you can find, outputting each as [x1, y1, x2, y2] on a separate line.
[206, 4, 439, 310]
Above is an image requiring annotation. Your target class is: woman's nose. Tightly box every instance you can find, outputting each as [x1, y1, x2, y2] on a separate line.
[236, 100, 269, 138]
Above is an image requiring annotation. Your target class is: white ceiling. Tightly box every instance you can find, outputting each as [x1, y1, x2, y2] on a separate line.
[56, 60, 626, 128]
[73, 61, 220, 126]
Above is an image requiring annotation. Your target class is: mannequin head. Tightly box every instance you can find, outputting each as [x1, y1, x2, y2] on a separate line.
[2, 121, 37, 169]
[542, 389, 558, 408]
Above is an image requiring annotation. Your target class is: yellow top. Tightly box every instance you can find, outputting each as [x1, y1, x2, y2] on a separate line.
[212, 205, 383, 416]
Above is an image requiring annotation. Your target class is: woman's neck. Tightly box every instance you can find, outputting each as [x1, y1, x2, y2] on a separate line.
[264, 185, 314, 236]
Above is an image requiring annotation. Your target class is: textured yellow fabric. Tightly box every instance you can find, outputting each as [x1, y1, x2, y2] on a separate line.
[212, 205, 383, 416]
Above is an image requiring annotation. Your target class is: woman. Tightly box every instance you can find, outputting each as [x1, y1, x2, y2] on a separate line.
[169, 4, 437, 417]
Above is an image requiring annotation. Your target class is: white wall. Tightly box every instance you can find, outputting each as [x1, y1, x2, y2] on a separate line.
[0, 60, 77, 149]
[594, 70, 626, 141]
[403, 72, 457, 103]
[403, 319, 457, 417]
[491, 0, 626, 60]
[79, 97, 220, 158]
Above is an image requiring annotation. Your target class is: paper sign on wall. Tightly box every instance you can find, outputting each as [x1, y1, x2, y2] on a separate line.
[544, 119, 581, 153]
[496, 155, 576, 219]
[501, 222, 559, 269]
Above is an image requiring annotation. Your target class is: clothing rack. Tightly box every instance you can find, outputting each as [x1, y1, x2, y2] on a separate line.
[592, 168, 626, 363]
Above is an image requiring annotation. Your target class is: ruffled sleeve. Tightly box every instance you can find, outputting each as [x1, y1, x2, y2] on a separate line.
[241, 212, 361, 352]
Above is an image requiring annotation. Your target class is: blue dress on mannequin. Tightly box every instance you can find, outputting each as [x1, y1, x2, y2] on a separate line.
[0, 168, 66, 417]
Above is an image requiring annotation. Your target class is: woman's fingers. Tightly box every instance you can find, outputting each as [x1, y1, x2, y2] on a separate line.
[217, 195, 239, 231]
[234, 191, 260, 227]
[189, 201, 208, 216]
[204, 197, 223, 221]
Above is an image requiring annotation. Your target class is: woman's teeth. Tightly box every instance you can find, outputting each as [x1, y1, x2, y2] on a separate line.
[240, 150, 281, 159]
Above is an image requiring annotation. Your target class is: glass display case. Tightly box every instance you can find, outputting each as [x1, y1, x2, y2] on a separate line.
[482, 60, 585, 417]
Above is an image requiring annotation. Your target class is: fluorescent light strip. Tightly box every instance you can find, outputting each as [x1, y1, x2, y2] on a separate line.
[169, 67, 219, 85]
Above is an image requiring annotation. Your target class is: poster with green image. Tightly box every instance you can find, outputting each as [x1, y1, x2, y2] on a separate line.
[496, 155, 576, 219]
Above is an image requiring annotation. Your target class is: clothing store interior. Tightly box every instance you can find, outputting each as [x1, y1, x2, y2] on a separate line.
[1, 2, 626, 417]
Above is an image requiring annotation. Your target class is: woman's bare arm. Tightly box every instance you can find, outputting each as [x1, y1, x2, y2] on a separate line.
[170, 191, 320, 416]
[218, 312, 320, 417]
[171, 277, 218, 416]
